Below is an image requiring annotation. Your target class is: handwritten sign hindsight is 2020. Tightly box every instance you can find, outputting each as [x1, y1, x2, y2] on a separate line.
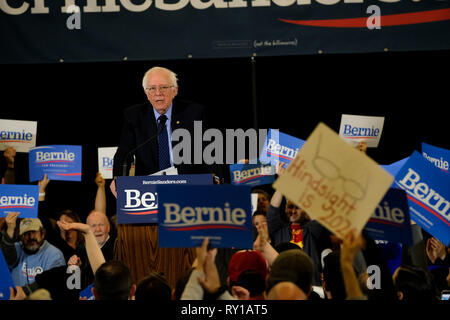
[273, 123, 394, 239]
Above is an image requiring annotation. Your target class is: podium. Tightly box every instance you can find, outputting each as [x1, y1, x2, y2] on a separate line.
[113, 173, 213, 287]
[114, 224, 195, 288]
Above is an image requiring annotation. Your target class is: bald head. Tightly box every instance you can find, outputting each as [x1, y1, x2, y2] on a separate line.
[86, 211, 110, 246]
[267, 282, 307, 300]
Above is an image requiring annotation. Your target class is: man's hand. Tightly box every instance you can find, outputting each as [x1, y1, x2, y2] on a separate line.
[426, 237, 447, 264]
[38, 174, 50, 196]
[275, 161, 286, 176]
[340, 230, 364, 266]
[9, 286, 26, 300]
[68, 254, 82, 267]
[95, 172, 105, 188]
[4, 147, 16, 168]
[5, 212, 19, 239]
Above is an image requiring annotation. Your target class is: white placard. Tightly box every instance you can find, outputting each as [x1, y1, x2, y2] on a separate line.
[0, 119, 37, 153]
[98, 147, 117, 179]
[251, 193, 258, 215]
[339, 114, 385, 148]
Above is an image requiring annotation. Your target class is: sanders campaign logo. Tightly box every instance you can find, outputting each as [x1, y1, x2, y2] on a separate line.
[121, 189, 158, 215]
[0, 194, 36, 210]
[341, 125, 379, 141]
[0, 129, 33, 143]
[161, 202, 248, 231]
[231, 162, 275, 185]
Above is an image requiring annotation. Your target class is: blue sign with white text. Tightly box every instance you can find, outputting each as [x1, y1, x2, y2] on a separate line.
[422, 142, 449, 173]
[394, 151, 450, 246]
[229, 161, 275, 186]
[0, 250, 14, 300]
[29, 145, 82, 182]
[116, 174, 213, 224]
[0, 184, 39, 218]
[157, 185, 253, 248]
[364, 188, 413, 246]
[259, 129, 305, 167]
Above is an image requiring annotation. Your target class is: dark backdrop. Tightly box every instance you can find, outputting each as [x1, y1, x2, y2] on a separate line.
[1, 50, 448, 221]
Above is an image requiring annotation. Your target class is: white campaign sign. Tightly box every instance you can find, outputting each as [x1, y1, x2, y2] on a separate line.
[98, 147, 117, 179]
[339, 114, 385, 148]
[0, 119, 37, 153]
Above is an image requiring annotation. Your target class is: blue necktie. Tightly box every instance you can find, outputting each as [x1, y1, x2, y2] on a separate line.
[157, 114, 171, 170]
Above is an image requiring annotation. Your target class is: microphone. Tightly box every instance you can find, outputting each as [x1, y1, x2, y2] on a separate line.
[121, 121, 166, 176]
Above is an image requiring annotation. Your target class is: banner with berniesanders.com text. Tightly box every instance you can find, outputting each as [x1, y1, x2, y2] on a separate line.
[29, 145, 82, 182]
[1, 2, 449, 63]
[0, 184, 39, 218]
[116, 174, 212, 224]
[394, 151, 450, 246]
[157, 185, 253, 248]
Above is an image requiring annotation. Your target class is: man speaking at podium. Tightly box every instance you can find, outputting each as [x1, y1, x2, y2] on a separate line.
[113, 66, 210, 177]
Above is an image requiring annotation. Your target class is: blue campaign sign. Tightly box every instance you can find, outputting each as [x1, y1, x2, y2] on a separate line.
[157, 185, 253, 249]
[0, 184, 39, 218]
[29, 145, 82, 182]
[229, 161, 275, 186]
[259, 129, 305, 167]
[79, 283, 95, 300]
[394, 151, 450, 246]
[116, 174, 213, 224]
[381, 157, 409, 178]
[0, 250, 14, 300]
[364, 188, 413, 246]
[422, 142, 450, 173]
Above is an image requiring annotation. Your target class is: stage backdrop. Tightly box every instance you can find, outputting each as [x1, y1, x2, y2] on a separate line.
[1, 0, 449, 63]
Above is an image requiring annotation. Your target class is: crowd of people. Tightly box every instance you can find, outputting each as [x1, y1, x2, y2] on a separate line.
[1, 143, 449, 302]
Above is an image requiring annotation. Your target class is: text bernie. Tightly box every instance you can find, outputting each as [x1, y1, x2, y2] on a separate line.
[397, 168, 450, 222]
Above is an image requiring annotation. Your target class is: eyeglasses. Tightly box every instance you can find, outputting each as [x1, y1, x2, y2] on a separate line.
[312, 134, 368, 200]
[144, 85, 174, 94]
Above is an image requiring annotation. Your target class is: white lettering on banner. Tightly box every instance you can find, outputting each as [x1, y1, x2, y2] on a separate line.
[397, 168, 450, 222]
[0, 0, 409, 15]
[123, 189, 157, 209]
[163, 202, 246, 225]
[35, 150, 75, 162]
[265, 138, 300, 160]
[342, 125, 380, 138]
[422, 152, 449, 171]
[233, 165, 273, 182]
[0, 129, 33, 141]
[0, 194, 36, 207]
[371, 202, 404, 224]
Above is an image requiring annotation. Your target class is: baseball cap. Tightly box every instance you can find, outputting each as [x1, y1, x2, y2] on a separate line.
[19, 218, 43, 236]
[228, 250, 268, 283]
[267, 249, 313, 293]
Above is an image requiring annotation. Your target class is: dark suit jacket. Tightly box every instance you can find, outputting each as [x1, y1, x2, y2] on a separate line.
[113, 99, 216, 177]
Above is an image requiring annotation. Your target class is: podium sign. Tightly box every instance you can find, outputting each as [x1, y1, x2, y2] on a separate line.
[116, 174, 213, 224]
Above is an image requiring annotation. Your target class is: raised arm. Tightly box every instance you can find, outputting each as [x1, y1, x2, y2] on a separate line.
[340, 230, 366, 300]
[94, 172, 106, 214]
[56, 221, 105, 274]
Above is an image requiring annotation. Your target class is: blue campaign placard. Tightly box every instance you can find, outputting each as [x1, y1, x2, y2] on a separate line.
[0, 184, 39, 218]
[29, 145, 82, 182]
[79, 283, 95, 300]
[364, 188, 413, 246]
[229, 161, 275, 186]
[394, 151, 450, 246]
[0, 250, 14, 300]
[116, 174, 213, 224]
[157, 185, 253, 248]
[259, 129, 305, 167]
[421, 142, 449, 173]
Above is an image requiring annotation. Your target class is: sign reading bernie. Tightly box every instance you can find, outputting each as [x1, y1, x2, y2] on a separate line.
[339, 114, 385, 148]
[273, 122, 394, 239]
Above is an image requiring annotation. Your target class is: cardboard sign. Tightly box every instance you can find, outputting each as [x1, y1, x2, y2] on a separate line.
[259, 129, 305, 167]
[0, 250, 15, 300]
[229, 161, 275, 186]
[0, 184, 39, 218]
[394, 151, 450, 246]
[29, 145, 82, 182]
[116, 174, 213, 224]
[339, 114, 385, 148]
[273, 122, 394, 239]
[98, 147, 117, 179]
[0, 119, 37, 153]
[421, 142, 449, 173]
[364, 188, 413, 245]
[157, 185, 253, 248]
